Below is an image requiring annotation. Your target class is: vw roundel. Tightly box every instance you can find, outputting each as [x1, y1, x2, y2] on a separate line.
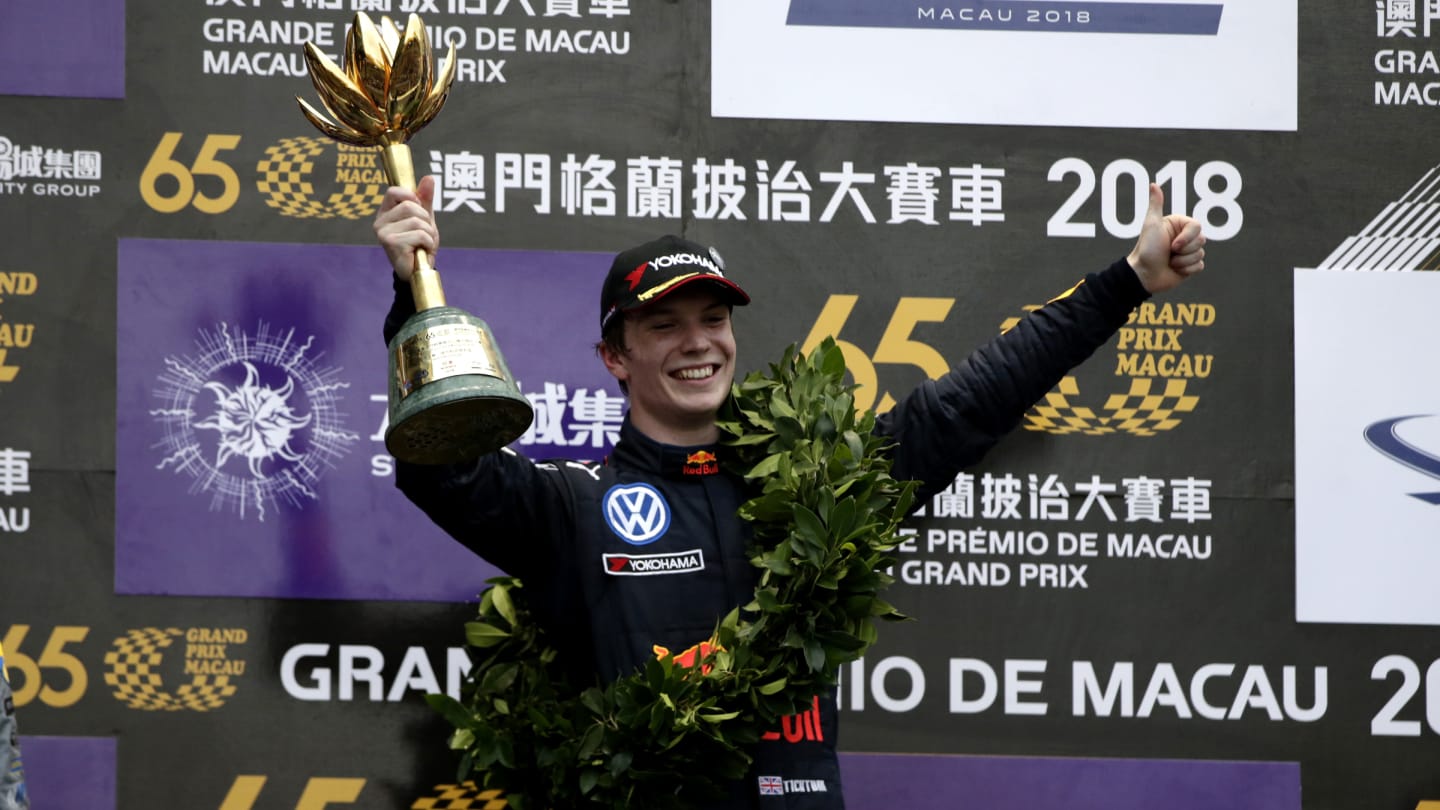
[602, 482, 671, 545]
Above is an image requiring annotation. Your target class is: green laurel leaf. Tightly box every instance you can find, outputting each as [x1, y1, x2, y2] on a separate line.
[464, 622, 511, 648]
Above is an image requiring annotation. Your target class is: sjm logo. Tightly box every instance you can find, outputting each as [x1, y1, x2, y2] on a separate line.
[1364, 414, 1440, 505]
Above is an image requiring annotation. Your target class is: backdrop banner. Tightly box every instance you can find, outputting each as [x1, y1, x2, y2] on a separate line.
[1, 1, 1437, 808]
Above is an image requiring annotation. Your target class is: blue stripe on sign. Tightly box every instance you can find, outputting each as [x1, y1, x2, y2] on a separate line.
[838, 753, 1299, 810]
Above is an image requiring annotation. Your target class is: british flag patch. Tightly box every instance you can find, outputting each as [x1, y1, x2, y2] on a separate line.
[758, 775, 784, 796]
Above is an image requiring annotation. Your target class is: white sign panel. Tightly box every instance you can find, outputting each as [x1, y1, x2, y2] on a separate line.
[1294, 270, 1440, 626]
[712, 0, 1296, 131]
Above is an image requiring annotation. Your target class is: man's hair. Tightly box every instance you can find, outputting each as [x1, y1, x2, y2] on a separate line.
[595, 313, 629, 395]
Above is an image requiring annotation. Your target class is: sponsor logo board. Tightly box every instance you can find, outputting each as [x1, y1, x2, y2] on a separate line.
[712, 0, 1295, 130]
[1296, 167, 1440, 625]
[1294, 269, 1440, 625]
[116, 238, 617, 602]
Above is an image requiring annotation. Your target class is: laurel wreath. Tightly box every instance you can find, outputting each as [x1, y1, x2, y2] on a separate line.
[426, 338, 918, 809]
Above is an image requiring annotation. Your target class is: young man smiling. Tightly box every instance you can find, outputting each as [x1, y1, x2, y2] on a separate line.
[593, 235, 748, 447]
[375, 177, 1204, 808]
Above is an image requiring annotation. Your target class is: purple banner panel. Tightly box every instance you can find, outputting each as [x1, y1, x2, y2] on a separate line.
[787, 0, 1224, 35]
[0, 1, 125, 99]
[839, 753, 1299, 809]
[23, 736, 118, 810]
[116, 238, 619, 602]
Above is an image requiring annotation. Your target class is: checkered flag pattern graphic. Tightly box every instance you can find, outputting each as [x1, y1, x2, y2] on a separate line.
[174, 672, 239, 712]
[1023, 377, 1197, 437]
[1101, 378, 1199, 435]
[104, 627, 185, 711]
[103, 627, 238, 712]
[410, 782, 508, 809]
[256, 137, 383, 220]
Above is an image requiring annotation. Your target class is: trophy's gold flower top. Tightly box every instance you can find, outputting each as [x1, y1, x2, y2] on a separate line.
[297, 12, 457, 147]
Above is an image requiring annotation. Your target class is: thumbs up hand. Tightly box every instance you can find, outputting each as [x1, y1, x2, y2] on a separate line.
[1127, 182, 1207, 294]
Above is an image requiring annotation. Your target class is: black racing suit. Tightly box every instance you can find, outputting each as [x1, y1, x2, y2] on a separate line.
[385, 258, 1150, 808]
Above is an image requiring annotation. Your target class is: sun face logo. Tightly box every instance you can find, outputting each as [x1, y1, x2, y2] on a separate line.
[195, 361, 313, 478]
[151, 322, 358, 520]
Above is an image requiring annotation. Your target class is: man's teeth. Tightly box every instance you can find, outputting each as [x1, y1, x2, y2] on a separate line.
[676, 366, 714, 380]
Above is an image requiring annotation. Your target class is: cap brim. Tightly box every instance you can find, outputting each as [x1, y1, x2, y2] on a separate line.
[627, 274, 751, 311]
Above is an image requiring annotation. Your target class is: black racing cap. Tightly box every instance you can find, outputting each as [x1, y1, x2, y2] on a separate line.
[599, 235, 751, 332]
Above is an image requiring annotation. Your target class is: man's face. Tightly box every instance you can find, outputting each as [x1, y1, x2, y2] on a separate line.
[603, 288, 736, 439]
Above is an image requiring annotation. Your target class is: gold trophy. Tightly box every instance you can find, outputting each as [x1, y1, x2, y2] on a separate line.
[299, 13, 533, 464]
